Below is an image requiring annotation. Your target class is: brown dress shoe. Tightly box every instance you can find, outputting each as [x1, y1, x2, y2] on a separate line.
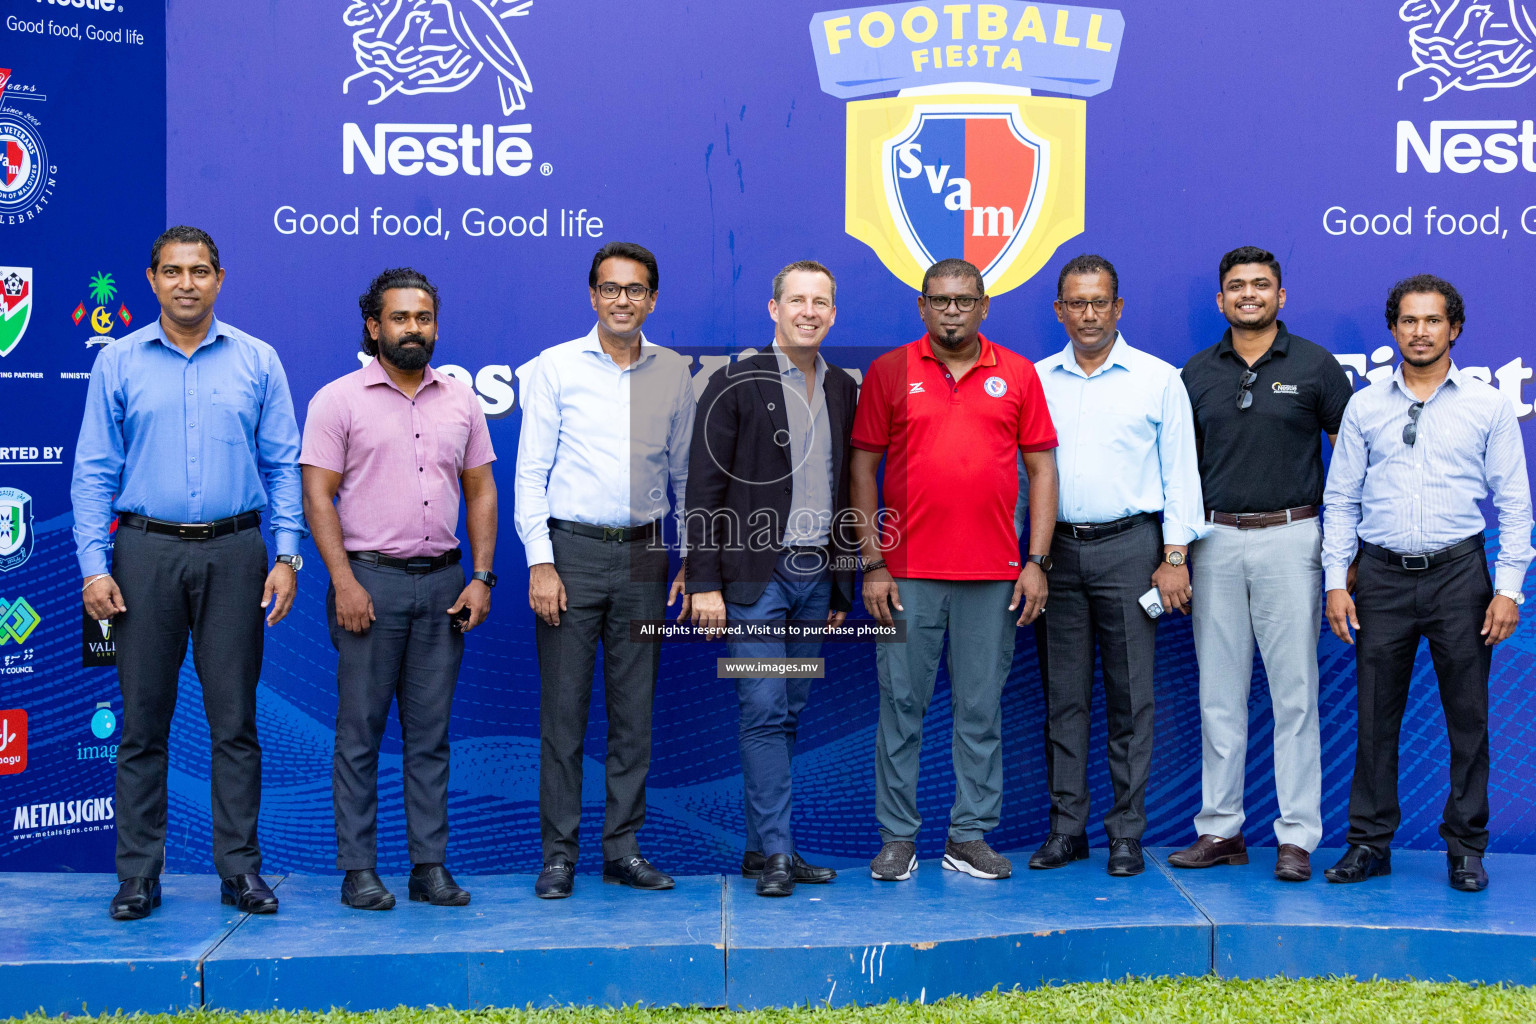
[1166, 833, 1248, 868]
[1274, 844, 1312, 881]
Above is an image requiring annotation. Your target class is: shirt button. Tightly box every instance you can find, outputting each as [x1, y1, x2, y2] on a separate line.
[419, 467, 424, 472]
[423, 501, 428, 506]
[416, 433, 420, 438]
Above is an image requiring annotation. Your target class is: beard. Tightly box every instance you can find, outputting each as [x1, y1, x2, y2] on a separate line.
[1224, 305, 1278, 332]
[381, 331, 434, 371]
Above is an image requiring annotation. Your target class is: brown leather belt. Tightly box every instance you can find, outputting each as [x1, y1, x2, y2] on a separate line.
[1207, 505, 1319, 530]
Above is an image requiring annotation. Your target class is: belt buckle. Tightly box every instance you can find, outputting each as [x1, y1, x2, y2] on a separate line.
[1400, 553, 1431, 571]
[603, 526, 625, 542]
[1074, 524, 1094, 540]
[177, 522, 211, 539]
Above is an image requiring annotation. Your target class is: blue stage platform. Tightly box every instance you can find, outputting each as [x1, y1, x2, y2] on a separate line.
[4, 849, 1533, 1016]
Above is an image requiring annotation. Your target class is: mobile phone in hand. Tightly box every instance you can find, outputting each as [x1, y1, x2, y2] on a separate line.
[450, 606, 471, 631]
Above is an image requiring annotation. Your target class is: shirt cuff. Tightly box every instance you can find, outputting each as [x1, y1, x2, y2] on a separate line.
[1324, 566, 1349, 591]
[524, 537, 554, 567]
[272, 530, 301, 558]
[79, 555, 110, 580]
[1494, 565, 1529, 593]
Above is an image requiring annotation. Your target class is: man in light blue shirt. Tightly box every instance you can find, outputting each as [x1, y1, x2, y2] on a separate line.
[514, 242, 694, 899]
[1322, 274, 1532, 893]
[72, 226, 305, 921]
[1028, 254, 1206, 879]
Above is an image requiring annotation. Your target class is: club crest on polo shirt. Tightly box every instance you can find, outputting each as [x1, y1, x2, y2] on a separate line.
[1271, 382, 1299, 395]
[984, 376, 1007, 398]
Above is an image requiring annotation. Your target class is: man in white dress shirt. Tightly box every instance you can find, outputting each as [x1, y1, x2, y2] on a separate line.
[1028, 254, 1206, 878]
[514, 242, 695, 899]
[1322, 274, 1531, 893]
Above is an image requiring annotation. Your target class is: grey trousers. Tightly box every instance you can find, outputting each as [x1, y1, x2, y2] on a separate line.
[874, 577, 1017, 844]
[1034, 520, 1161, 840]
[329, 560, 465, 870]
[111, 524, 268, 881]
[1190, 519, 1323, 850]
[536, 530, 668, 863]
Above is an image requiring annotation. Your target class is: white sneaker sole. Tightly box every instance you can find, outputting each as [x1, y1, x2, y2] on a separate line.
[942, 853, 1008, 879]
[870, 854, 918, 881]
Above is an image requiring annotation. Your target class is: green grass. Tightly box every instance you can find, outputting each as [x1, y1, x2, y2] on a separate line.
[10, 978, 1536, 1024]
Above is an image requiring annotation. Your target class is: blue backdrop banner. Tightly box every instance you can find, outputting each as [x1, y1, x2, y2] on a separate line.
[4, 1, 1536, 875]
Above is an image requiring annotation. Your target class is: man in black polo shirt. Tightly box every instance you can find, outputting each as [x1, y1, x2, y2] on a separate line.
[1169, 247, 1352, 882]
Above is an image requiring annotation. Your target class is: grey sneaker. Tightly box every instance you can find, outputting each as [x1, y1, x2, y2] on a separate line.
[870, 841, 918, 881]
[942, 838, 1012, 879]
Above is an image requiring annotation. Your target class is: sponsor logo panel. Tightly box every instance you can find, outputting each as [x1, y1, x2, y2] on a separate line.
[0, 708, 26, 775]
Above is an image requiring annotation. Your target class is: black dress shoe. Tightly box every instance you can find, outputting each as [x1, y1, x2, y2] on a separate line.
[741, 851, 838, 883]
[409, 863, 471, 906]
[1028, 832, 1089, 870]
[220, 873, 279, 914]
[1323, 844, 1391, 883]
[602, 854, 675, 890]
[756, 853, 795, 897]
[1448, 854, 1489, 892]
[1107, 838, 1144, 876]
[109, 877, 161, 920]
[341, 868, 396, 910]
[535, 859, 575, 899]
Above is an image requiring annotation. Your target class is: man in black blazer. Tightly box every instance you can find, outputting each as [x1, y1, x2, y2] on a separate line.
[686, 260, 857, 897]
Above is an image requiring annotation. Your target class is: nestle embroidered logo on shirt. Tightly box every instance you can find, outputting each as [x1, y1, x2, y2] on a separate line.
[1271, 382, 1299, 395]
[908, 382, 925, 394]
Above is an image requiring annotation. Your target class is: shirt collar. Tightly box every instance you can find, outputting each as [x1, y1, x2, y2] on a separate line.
[141, 313, 229, 353]
[771, 342, 826, 380]
[1391, 360, 1464, 399]
[1216, 321, 1292, 361]
[362, 354, 439, 391]
[1051, 331, 1132, 379]
[582, 324, 655, 369]
[916, 331, 997, 366]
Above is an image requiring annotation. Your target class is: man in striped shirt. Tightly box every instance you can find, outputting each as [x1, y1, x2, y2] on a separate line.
[1322, 274, 1532, 892]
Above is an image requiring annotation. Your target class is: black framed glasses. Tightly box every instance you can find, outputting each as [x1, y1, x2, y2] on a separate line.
[1061, 298, 1113, 314]
[1404, 401, 1425, 446]
[596, 282, 652, 300]
[922, 294, 981, 311]
[1237, 369, 1259, 410]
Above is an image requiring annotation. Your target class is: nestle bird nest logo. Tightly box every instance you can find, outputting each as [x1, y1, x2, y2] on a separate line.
[343, 0, 533, 115]
[1399, 1, 1536, 100]
[809, 3, 1122, 296]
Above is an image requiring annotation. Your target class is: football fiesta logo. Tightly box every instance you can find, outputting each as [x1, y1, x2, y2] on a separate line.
[809, 2, 1123, 295]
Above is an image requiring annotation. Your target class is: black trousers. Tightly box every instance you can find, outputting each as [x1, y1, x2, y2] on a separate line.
[329, 560, 465, 870]
[1349, 544, 1493, 857]
[1033, 520, 1162, 840]
[536, 530, 667, 863]
[111, 524, 267, 881]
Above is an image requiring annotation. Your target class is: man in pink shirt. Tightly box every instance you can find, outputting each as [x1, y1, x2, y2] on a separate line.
[300, 268, 498, 911]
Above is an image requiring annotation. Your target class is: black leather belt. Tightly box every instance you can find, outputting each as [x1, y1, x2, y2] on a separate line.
[549, 517, 660, 543]
[119, 510, 260, 540]
[347, 548, 461, 573]
[1055, 511, 1157, 542]
[1360, 534, 1483, 572]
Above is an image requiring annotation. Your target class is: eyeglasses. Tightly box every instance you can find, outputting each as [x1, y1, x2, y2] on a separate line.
[1237, 369, 1258, 410]
[923, 294, 981, 311]
[1060, 298, 1114, 314]
[596, 282, 652, 300]
[1404, 401, 1425, 446]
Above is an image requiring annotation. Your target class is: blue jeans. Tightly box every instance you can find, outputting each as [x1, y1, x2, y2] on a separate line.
[725, 549, 833, 857]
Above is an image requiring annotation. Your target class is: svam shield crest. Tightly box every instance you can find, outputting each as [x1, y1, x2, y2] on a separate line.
[846, 94, 1085, 297]
[0, 487, 33, 572]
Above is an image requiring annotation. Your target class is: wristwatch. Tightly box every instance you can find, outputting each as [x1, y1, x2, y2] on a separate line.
[276, 554, 303, 572]
[1497, 589, 1524, 606]
[471, 570, 498, 589]
[1027, 553, 1053, 572]
[1164, 550, 1186, 567]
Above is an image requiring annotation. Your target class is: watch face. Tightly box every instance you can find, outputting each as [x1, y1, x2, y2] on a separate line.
[1166, 551, 1185, 566]
[1031, 554, 1053, 572]
[280, 554, 303, 571]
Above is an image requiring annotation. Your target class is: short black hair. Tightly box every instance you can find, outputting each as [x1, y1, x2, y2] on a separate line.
[358, 267, 440, 356]
[589, 242, 658, 292]
[1218, 246, 1282, 289]
[920, 258, 984, 296]
[1385, 274, 1465, 331]
[150, 226, 220, 273]
[1056, 253, 1118, 299]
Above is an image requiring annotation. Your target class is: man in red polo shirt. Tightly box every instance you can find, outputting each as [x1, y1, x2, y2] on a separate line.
[851, 258, 1059, 882]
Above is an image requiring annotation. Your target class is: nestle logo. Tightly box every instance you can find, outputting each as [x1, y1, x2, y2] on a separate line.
[343, 123, 533, 177]
[1396, 120, 1536, 173]
[0, 708, 26, 775]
